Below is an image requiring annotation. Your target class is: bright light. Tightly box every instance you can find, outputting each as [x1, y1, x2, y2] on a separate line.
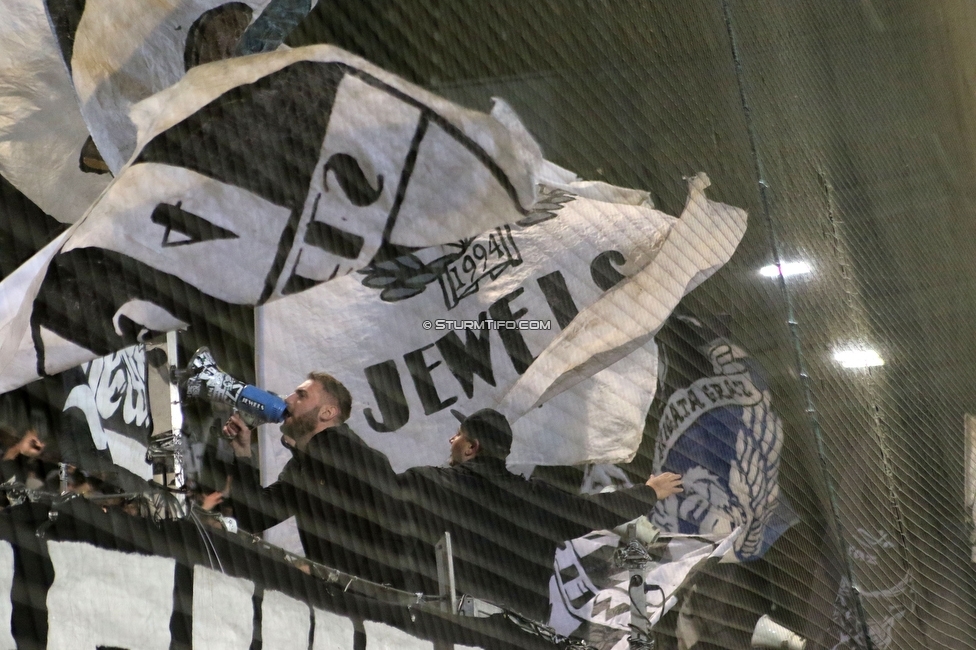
[833, 349, 884, 368]
[759, 261, 812, 278]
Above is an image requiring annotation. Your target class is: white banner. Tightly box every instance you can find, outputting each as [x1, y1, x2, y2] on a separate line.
[259, 174, 747, 473]
[44, 0, 278, 173]
[0, 0, 110, 223]
[0, 45, 542, 393]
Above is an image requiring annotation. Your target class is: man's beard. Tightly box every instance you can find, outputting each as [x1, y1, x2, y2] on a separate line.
[281, 408, 319, 440]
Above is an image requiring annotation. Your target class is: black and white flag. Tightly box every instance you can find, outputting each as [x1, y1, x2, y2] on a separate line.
[0, 45, 543, 393]
[59, 344, 154, 481]
[548, 527, 741, 650]
[258, 173, 747, 473]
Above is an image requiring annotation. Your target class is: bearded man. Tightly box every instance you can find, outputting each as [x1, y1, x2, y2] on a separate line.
[222, 372, 404, 587]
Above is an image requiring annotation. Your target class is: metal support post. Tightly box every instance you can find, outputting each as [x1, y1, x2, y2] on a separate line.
[434, 532, 457, 650]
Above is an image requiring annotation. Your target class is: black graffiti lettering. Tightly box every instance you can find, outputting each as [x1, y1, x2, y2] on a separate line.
[323, 153, 384, 207]
[537, 270, 579, 329]
[281, 193, 360, 296]
[151, 201, 239, 248]
[488, 287, 536, 375]
[435, 314, 495, 399]
[404, 344, 458, 416]
[363, 360, 409, 432]
[590, 250, 627, 292]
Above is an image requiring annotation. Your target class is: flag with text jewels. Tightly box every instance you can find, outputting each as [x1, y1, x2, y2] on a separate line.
[258, 171, 748, 476]
[0, 44, 542, 394]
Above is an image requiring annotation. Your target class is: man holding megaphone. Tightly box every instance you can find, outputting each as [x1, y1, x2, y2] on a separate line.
[220, 372, 406, 588]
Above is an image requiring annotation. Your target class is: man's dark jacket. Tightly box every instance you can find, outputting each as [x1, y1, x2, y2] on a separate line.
[398, 456, 659, 622]
[229, 423, 404, 587]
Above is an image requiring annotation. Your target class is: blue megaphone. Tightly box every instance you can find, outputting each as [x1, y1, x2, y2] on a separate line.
[181, 348, 287, 424]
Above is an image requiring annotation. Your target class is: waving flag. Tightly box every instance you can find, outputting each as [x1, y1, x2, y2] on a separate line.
[497, 173, 747, 421]
[44, 0, 283, 172]
[0, 0, 110, 223]
[0, 45, 542, 393]
[258, 173, 746, 473]
[650, 314, 797, 561]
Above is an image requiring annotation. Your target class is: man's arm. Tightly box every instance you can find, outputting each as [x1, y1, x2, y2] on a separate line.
[223, 413, 293, 533]
[535, 472, 683, 540]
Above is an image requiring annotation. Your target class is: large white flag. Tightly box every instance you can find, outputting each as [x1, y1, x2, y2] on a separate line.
[258, 173, 747, 473]
[44, 0, 280, 173]
[498, 173, 747, 420]
[0, 0, 110, 223]
[0, 45, 542, 393]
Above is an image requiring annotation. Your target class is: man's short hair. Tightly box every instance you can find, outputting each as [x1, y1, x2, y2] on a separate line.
[307, 372, 352, 422]
[459, 409, 513, 460]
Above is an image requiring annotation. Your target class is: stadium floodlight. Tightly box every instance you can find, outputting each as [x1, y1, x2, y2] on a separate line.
[759, 261, 812, 278]
[833, 349, 884, 368]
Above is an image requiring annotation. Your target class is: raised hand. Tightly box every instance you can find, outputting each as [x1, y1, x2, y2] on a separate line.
[646, 472, 683, 500]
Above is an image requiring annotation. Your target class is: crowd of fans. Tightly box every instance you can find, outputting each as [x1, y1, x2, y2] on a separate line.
[0, 370, 683, 626]
[0, 421, 230, 524]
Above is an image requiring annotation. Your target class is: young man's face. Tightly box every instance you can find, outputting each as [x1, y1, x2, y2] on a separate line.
[449, 428, 476, 467]
[282, 379, 329, 439]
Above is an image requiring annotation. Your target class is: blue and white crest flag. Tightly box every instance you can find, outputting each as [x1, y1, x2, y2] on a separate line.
[0, 45, 543, 393]
[650, 315, 796, 561]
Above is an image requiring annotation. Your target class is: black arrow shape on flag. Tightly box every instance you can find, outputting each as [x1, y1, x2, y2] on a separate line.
[151, 201, 239, 247]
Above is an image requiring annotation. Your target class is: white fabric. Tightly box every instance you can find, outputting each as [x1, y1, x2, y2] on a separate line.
[102, 428, 154, 480]
[0, 0, 110, 222]
[192, 566, 255, 650]
[311, 607, 355, 650]
[262, 589, 311, 650]
[548, 528, 742, 645]
[0, 542, 15, 650]
[0, 44, 541, 393]
[60, 0, 275, 172]
[499, 174, 748, 420]
[46, 541, 175, 650]
[362, 622, 434, 650]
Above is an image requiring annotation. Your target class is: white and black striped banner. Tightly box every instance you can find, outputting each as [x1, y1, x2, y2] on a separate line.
[0, 45, 542, 394]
